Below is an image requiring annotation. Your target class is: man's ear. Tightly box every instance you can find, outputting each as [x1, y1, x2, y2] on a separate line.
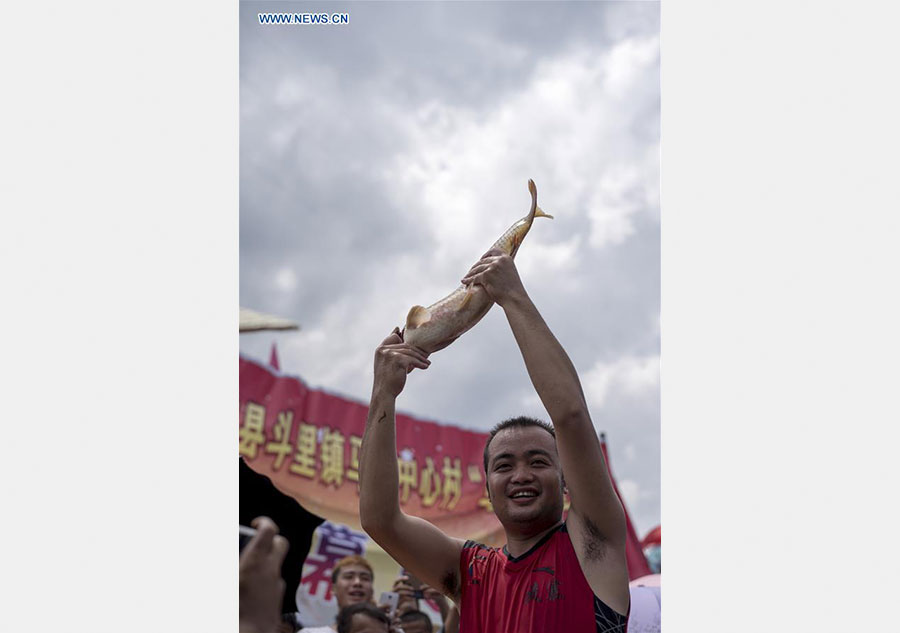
[485, 482, 491, 501]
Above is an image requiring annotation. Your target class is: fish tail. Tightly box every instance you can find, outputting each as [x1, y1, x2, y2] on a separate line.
[527, 180, 537, 219]
[527, 180, 553, 220]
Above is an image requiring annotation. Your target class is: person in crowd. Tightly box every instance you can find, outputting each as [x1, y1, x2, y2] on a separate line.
[391, 575, 458, 633]
[300, 555, 376, 632]
[240, 516, 290, 633]
[359, 249, 630, 632]
[397, 610, 433, 633]
[276, 613, 302, 633]
[335, 603, 391, 633]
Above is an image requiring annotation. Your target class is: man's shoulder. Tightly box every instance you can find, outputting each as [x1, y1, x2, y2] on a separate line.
[461, 539, 499, 561]
[462, 539, 494, 551]
[461, 539, 507, 570]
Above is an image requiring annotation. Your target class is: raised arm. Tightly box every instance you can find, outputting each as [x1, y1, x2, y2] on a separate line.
[358, 329, 465, 601]
[461, 250, 630, 612]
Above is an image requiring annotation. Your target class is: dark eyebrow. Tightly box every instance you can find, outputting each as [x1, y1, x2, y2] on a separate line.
[490, 449, 553, 468]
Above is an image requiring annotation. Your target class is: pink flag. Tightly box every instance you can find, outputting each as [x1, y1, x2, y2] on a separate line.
[269, 342, 280, 370]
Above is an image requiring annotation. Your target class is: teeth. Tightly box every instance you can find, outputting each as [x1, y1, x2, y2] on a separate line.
[511, 491, 537, 498]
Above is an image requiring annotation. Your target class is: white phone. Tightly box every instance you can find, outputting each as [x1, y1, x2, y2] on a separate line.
[379, 591, 399, 618]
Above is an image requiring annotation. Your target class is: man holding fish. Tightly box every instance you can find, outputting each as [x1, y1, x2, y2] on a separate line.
[359, 181, 629, 633]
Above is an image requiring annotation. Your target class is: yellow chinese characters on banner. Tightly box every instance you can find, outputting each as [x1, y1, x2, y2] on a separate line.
[239, 357, 504, 545]
[240, 403, 359, 485]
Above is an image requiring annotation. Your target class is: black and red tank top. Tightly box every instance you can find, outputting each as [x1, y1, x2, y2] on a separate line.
[459, 523, 628, 633]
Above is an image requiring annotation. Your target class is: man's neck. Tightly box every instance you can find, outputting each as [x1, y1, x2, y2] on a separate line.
[503, 520, 562, 558]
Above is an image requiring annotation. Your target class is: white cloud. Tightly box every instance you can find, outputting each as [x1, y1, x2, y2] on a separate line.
[617, 478, 642, 511]
[273, 266, 297, 292]
[515, 234, 582, 286]
[386, 34, 660, 276]
[604, 35, 660, 98]
[587, 166, 642, 249]
[624, 443, 637, 463]
[583, 354, 660, 408]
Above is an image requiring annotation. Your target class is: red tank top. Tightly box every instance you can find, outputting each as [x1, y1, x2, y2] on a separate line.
[458, 524, 628, 633]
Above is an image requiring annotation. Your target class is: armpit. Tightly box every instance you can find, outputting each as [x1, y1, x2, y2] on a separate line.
[441, 567, 460, 600]
[580, 515, 610, 562]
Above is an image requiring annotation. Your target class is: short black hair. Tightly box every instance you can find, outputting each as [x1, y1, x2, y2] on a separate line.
[336, 603, 390, 633]
[280, 612, 301, 633]
[483, 416, 556, 474]
[400, 610, 433, 629]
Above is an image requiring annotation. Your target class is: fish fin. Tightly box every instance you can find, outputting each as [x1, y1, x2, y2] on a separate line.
[405, 305, 431, 330]
[528, 179, 536, 196]
[459, 286, 474, 310]
[534, 205, 553, 219]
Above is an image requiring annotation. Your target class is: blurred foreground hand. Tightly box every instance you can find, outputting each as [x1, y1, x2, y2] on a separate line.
[240, 516, 290, 633]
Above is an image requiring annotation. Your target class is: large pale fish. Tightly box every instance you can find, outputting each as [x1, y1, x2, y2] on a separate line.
[401, 179, 552, 354]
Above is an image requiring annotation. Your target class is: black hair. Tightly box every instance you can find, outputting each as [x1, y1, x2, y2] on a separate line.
[336, 603, 390, 633]
[400, 610, 433, 629]
[279, 612, 301, 633]
[482, 415, 556, 474]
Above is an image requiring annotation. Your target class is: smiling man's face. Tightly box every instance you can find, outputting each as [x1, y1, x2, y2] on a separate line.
[486, 425, 565, 534]
[333, 564, 374, 608]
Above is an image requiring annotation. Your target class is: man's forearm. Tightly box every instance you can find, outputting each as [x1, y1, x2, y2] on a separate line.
[502, 291, 588, 423]
[359, 390, 401, 532]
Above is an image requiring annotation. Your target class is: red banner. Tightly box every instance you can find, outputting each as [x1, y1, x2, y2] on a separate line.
[239, 356, 506, 545]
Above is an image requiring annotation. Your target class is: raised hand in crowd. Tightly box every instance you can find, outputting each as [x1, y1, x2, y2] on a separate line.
[240, 517, 290, 633]
[421, 585, 458, 633]
[390, 575, 419, 617]
[390, 575, 459, 633]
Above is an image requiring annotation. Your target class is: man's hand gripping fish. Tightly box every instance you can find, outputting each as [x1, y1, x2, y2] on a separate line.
[401, 179, 552, 355]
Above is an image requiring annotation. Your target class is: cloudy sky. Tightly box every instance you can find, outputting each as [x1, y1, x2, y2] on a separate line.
[240, 1, 660, 536]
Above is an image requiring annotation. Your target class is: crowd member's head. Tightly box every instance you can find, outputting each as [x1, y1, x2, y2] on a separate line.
[483, 416, 566, 534]
[331, 555, 375, 608]
[336, 603, 390, 633]
[399, 610, 433, 633]
[275, 612, 301, 633]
